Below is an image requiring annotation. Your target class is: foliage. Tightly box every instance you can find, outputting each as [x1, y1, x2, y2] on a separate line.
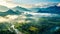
[0, 22, 16, 34]
[0, 17, 60, 34]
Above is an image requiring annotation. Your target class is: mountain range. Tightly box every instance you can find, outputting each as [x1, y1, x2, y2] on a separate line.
[0, 5, 60, 17]
[0, 9, 21, 16]
[37, 5, 60, 14]
[12, 6, 30, 12]
[0, 5, 30, 16]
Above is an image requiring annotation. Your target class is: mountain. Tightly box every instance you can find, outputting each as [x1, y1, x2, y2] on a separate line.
[0, 9, 21, 16]
[37, 5, 60, 14]
[12, 6, 30, 12]
[0, 5, 9, 12]
[6, 9, 19, 15]
[29, 8, 40, 12]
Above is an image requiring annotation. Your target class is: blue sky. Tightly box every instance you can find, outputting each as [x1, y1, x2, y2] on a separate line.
[13, 0, 60, 4]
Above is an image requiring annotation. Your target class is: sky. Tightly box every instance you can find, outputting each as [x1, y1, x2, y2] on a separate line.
[12, 0, 60, 4]
[0, 0, 60, 8]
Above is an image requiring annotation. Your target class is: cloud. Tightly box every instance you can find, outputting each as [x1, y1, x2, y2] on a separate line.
[0, 0, 6, 5]
[0, 17, 8, 22]
[19, 3, 59, 8]
[0, 0, 33, 8]
[0, 15, 18, 22]
[34, 3, 58, 8]
[57, 3, 60, 6]
[0, 0, 59, 8]
[0, 0, 18, 8]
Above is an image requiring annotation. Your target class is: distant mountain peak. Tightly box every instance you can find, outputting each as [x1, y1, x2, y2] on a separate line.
[12, 6, 30, 11]
[6, 9, 17, 14]
[47, 5, 59, 8]
[15, 6, 26, 9]
[37, 5, 60, 14]
[15, 6, 20, 8]
[7, 9, 14, 12]
[6, 9, 21, 15]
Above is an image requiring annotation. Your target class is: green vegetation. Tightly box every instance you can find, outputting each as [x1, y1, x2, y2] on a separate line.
[0, 22, 16, 34]
[0, 17, 60, 34]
